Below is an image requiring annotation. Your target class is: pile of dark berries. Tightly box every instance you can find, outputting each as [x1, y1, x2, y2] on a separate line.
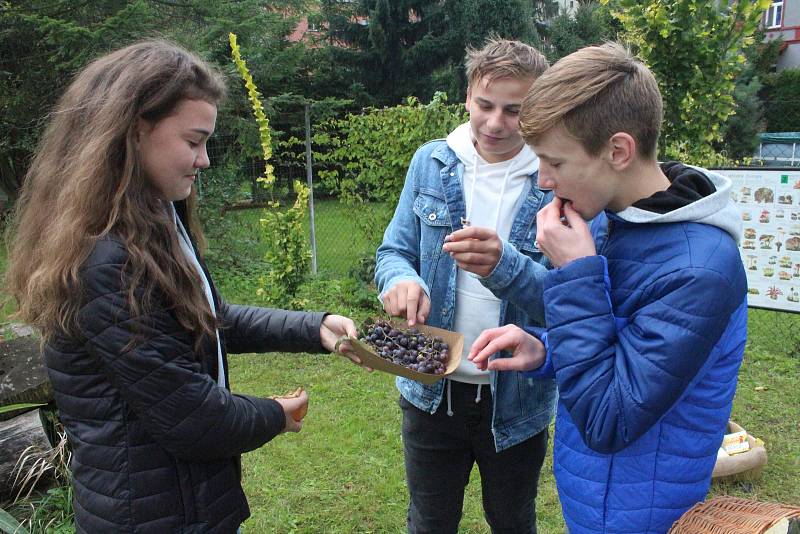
[359, 320, 450, 374]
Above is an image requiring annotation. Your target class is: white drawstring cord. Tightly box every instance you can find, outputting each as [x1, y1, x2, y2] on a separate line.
[446, 379, 454, 417]
[475, 383, 483, 403]
[493, 166, 511, 230]
[464, 153, 478, 226]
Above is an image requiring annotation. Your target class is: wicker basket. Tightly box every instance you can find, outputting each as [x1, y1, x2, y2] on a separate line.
[668, 496, 800, 533]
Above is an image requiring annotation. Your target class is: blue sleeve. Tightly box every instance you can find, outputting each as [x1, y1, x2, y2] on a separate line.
[545, 254, 742, 454]
[374, 149, 430, 298]
[521, 327, 555, 379]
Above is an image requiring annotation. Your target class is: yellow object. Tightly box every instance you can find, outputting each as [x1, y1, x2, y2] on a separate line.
[722, 429, 750, 454]
[712, 421, 767, 481]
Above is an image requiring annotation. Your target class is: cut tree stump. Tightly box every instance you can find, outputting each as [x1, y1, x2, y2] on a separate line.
[0, 409, 52, 502]
[0, 336, 53, 421]
[0, 334, 58, 503]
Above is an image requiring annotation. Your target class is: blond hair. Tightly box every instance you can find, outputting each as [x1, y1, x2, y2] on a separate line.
[519, 42, 663, 158]
[465, 36, 548, 88]
[5, 40, 226, 347]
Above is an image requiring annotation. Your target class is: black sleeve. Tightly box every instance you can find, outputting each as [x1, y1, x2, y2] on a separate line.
[217, 297, 327, 355]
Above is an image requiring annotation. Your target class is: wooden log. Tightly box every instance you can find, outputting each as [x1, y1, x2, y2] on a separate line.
[0, 409, 53, 502]
[0, 336, 53, 422]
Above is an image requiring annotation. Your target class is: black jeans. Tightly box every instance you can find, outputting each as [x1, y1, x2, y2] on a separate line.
[400, 380, 548, 534]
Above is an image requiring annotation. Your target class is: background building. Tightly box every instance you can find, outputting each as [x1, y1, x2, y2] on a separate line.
[764, 0, 800, 70]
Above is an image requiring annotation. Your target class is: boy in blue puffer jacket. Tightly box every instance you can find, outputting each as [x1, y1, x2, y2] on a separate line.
[468, 42, 748, 533]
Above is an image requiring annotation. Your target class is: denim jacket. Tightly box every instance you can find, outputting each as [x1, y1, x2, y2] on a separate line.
[375, 139, 557, 451]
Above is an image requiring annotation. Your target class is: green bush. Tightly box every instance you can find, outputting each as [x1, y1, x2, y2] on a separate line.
[312, 92, 466, 246]
[719, 77, 765, 161]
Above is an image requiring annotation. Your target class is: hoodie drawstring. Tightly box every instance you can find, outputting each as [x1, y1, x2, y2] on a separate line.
[446, 379, 453, 417]
[445, 381, 484, 417]
[465, 153, 478, 225]
[493, 167, 511, 230]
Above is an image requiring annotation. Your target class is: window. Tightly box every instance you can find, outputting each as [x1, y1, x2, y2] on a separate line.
[765, 1, 783, 29]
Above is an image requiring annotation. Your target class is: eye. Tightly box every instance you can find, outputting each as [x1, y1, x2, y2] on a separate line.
[188, 140, 200, 148]
[506, 109, 520, 116]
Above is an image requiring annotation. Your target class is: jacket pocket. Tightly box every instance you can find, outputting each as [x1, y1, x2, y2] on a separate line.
[413, 193, 450, 285]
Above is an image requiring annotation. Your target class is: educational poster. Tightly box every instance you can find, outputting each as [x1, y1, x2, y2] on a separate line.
[715, 168, 800, 313]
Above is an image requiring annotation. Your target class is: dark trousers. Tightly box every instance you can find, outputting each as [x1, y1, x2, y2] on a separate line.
[400, 380, 548, 534]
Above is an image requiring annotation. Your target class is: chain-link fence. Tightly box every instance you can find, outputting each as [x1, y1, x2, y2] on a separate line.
[201, 101, 379, 279]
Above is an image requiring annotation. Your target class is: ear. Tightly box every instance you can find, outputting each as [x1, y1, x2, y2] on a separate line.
[133, 117, 151, 145]
[605, 132, 636, 170]
[465, 86, 472, 113]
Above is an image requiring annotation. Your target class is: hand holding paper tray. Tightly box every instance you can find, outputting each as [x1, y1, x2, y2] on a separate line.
[339, 320, 463, 385]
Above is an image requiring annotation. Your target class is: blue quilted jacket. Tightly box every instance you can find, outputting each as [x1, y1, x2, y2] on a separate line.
[528, 166, 748, 533]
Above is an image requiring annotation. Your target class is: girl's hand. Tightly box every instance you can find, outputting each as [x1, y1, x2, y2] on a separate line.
[275, 389, 309, 433]
[320, 314, 372, 371]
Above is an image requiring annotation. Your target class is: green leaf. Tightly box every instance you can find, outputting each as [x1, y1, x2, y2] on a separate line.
[0, 403, 45, 415]
[0, 508, 29, 534]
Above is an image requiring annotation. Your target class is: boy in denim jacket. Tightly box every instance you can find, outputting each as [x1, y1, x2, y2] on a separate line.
[469, 43, 748, 533]
[375, 38, 555, 533]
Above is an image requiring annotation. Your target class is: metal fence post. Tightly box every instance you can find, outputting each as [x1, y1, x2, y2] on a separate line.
[305, 103, 318, 275]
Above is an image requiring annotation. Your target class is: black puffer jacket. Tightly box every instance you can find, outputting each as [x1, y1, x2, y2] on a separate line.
[45, 236, 326, 533]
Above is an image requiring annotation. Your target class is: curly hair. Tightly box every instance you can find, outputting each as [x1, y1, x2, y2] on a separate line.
[5, 40, 226, 348]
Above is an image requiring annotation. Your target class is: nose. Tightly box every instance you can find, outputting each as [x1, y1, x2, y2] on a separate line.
[196, 145, 210, 169]
[486, 109, 504, 132]
[538, 167, 555, 190]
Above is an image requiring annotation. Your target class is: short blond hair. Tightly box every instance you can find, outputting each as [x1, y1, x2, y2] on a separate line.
[465, 37, 548, 88]
[519, 42, 662, 158]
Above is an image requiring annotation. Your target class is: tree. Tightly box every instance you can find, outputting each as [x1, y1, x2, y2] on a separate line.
[0, 0, 311, 200]
[318, 0, 445, 106]
[762, 69, 800, 133]
[0, 0, 164, 198]
[718, 27, 782, 160]
[318, 0, 543, 106]
[545, 1, 620, 62]
[430, 0, 541, 100]
[531, 0, 561, 37]
[603, 0, 772, 164]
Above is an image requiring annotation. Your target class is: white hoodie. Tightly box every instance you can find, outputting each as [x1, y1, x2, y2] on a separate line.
[445, 122, 539, 384]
